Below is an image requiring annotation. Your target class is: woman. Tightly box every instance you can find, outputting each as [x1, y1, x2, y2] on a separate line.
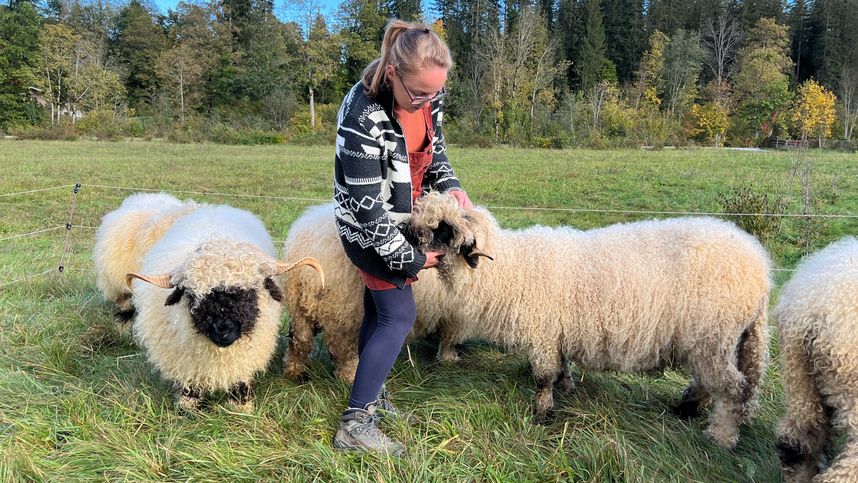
[332, 19, 473, 455]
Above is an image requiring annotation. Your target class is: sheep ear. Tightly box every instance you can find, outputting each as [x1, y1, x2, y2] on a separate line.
[126, 272, 175, 290]
[164, 286, 186, 306]
[264, 277, 283, 302]
[459, 243, 494, 269]
[275, 257, 325, 290]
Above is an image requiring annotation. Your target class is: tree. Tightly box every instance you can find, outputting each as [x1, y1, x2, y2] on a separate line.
[791, 79, 836, 145]
[156, 44, 204, 124]
[837, 66, 858, 139]
[303, 15, 340, 129]
[733, 18, 793, 144]
[336, 0, 388, 84]
[702, 14, 740, 102]
[688, 102, 729, 146]
[602, 0, 644, 82]
[789, 0, 811, 81]
[112, 0, 165, 110]
[632, 30, 668, 110]
[577, 0, 616, 90]
[556, 0, 584, 89]
[37, 23, 77, 125]
[386, 0, 422, 21]
[0, 0, 41, 129]
[661, 29, 704, 116]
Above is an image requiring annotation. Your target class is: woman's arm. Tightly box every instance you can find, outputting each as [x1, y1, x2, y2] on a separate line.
[336, 112, 426, 277]
[424, 98, 463, 194]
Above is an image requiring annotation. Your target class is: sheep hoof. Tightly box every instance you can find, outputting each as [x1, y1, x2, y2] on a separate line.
[674, 385, 707, 420]
[336, 364, 358, 385]
[704, 425, 739, 450]
[674, 398, 703, 420]
[283, 357, 308, 381]
[555, 377, 575, 394]
[227, 400, 254, 413]
[437, 349, 460, 363]
[534, 409, 555, 424]
[176, 393, 203, 412]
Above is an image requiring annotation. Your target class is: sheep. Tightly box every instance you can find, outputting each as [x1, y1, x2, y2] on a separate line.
[775, 237, 858, 482]
[281, 202, 448, 382]
[404, 192, 772, 449]
[93, 192, 201, 330]
[126, 203, 323, 411]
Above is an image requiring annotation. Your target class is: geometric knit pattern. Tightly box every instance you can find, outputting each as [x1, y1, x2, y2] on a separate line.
[333, 81, 462, 288]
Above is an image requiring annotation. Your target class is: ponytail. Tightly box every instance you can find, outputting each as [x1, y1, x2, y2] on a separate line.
[362, 19, 453, 98]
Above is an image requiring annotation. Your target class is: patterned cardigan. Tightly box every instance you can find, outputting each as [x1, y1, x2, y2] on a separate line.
[333, 81, 462, 288]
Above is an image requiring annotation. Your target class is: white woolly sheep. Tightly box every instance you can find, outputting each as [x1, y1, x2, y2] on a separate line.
[127, 203, 323, 411]
[94, 192, 200, 329]
[404, 192, 772, 449]
[280, 203, 448, 382]
[775, 237, 858, 482]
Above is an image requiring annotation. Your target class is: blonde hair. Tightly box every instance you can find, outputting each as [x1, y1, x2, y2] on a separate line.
[362, 19, 453, 98]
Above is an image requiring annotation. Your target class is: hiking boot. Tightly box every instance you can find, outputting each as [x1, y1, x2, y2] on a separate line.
[374, 384, 417, 424]
[332, 406, 405, 456]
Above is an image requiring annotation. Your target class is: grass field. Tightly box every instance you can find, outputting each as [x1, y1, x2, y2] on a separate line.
[1, 140, 856, 481]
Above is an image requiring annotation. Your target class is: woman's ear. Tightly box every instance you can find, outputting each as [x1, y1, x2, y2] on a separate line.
[385, 64, 395, 83]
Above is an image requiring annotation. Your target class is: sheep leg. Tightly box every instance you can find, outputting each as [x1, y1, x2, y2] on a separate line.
[736, 308, 770, 421]
[176, 386, 203, 412]
[674, 379, 710, 420]
[113, 293, 135, 335]
[532, 350, 562, 423]
[554, 353, 575, 394]
[283, 313, 315, 381]
[227, 381, 253, 412]
[777, 333, 831, 483]
[324, 327, 359, 384]
[436, 319, 461, 363]
[690, 348, 748, 449]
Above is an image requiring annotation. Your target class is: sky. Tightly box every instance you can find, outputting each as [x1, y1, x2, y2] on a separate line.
[150, 0, 342, 18]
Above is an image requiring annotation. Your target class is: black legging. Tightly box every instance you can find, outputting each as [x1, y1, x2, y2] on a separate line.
[348, 285, 417, 409]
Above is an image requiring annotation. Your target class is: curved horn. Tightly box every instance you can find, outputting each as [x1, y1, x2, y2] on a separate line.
[468, 250, 494, 261]
[276, 257, 325, 290]
[126, 272, 174, 290]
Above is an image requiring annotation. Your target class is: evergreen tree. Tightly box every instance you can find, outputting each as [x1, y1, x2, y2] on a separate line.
[578, 0, 615, 89]
[0, 0, 42, 129]
[789, 0, 811, 82]
[556, 0, 583, 88]
[602, 0, 644, 83]
[112, 0, 165, 110]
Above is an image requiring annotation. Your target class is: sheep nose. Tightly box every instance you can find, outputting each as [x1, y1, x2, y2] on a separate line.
[210, 319, 240, 347]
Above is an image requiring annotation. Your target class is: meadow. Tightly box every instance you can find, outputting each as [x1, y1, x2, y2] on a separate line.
[1, 140, 856, 481]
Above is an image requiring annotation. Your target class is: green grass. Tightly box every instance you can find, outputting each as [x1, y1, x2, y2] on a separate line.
[0, 140, 856, 481]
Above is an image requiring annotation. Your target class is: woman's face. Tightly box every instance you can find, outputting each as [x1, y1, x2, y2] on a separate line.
[387, 64, 448, 113]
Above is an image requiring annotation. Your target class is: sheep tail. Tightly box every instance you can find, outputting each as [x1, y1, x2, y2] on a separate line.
[736, 297, 770, 419]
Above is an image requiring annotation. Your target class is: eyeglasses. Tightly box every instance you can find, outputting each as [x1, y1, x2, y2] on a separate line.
[394, 68, 445, 106]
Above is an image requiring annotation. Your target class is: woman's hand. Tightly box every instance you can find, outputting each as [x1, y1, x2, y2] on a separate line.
[450, 189, 474, 210]
[423, 251, 445, 269]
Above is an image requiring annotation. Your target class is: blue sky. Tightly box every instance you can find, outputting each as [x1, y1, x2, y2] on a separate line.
[151, 0, 342, 18]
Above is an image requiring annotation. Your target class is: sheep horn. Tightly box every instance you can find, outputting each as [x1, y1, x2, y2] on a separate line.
[126, 272, 175, 289]
[469, 250, 494, 261]
[276, 257, 325, 290]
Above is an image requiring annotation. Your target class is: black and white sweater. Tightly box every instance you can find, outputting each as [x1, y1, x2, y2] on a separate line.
[333, 81, 462, 288]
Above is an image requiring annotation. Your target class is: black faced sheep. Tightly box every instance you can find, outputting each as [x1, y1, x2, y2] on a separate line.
[405, 192, 772, 449]
[126, 203, 323, 411]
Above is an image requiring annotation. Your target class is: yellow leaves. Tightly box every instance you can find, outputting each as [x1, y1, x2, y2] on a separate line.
[687, 102, 729, 147]
[792, 79, 837, 141]
[432, 19, 447, 42]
